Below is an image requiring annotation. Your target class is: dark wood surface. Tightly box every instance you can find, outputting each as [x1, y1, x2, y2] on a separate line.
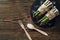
[0, 0, 60, 40]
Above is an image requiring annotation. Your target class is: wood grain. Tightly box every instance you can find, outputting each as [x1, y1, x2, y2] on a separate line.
[0, 0, 60, 40]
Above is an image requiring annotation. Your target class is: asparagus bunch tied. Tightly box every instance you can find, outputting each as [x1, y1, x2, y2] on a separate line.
[37, 6, 59, 26]
[33, 0, 53, 19]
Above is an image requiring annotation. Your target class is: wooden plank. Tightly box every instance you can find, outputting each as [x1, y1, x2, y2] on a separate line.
[0, 0, 60, 40]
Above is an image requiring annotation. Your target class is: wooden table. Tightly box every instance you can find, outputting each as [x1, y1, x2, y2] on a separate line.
[0, 0, 60, 40]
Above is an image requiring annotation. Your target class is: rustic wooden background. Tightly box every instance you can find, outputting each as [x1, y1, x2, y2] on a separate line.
[0, 0, 60, 40]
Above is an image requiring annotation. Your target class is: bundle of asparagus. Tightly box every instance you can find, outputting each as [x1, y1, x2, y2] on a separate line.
[38, 6, 59, 26]
[33, 0, 59, 26]
[33, 0, 53, 20]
